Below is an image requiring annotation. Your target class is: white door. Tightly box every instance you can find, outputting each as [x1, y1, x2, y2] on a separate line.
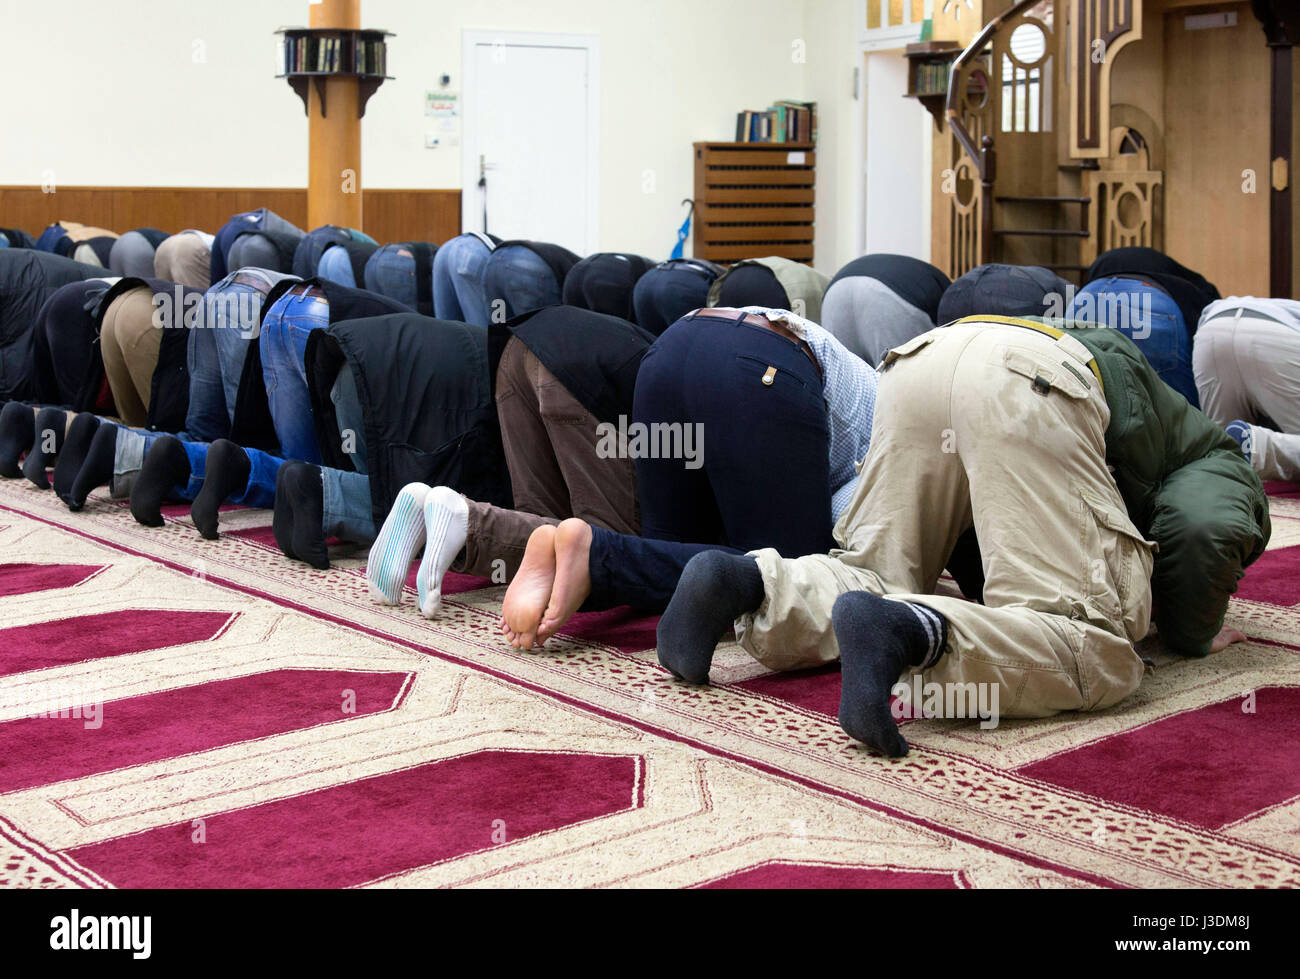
[462, 32, 599, 255]
[863, 50, 931, 260]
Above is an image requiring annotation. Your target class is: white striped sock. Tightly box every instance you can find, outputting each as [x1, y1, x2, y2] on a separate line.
[366, 483, 432, 605]
[418, 486, 470, 619]
[906, 602, 947, 669]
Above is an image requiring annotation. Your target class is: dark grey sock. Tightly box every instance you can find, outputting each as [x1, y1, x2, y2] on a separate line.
[191, 439, 251, 540]
[22, 407, 68, 489]
[656, 551, 764, 684]
[832, 591, 947, 758]
[68, 421, 119, 510]
[273, 462, 328, 570]
[0, 402, 35, 478]
[129, 435, 191, 527]
[53, 413, 101, 508]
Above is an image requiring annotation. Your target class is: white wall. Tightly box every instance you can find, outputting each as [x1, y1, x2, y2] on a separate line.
[0, 0, 308, 187]
[802, 0, 865, 275]
[0, 0, 930, 269]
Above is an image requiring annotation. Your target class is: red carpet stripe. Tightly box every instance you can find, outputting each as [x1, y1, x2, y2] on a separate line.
[1018, 686, 1300, 829]
[0, 669, 412, 793]
[67, 751, 642, 888]
[732, 664, 842, 716]
[0, 610, 237, 676]
[1234, 545, 1300, 606]
[0, 563, 106, 597]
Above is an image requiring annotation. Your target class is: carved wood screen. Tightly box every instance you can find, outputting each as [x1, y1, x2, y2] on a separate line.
[1082, 124, 1163, 266]
[1068, 0, 1143, 158]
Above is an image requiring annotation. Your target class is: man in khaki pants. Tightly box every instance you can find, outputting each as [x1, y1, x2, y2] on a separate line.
[655, 316, 1268, 756]
[738, 321, 1151, 750]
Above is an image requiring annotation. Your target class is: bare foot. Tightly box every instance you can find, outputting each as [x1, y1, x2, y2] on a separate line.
[501, 525, 558, 649]
[537, 519, 593, 644]
[1209, 625, 1248, 654]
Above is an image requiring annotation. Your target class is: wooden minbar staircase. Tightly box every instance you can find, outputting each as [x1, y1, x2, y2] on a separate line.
[939, 0, 1154, 284]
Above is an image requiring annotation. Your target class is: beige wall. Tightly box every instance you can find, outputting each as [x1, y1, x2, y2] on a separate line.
[0, 0, 813, 260]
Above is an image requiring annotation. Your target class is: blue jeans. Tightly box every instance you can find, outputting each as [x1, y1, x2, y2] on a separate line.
[316, 246, 357, 287]
[260, 289, 331, 463]
[322, 466, 376, 543]
[632, 260, 720, 336]
[1068, 277, 1198, 406]
[186, 271, 290, 441]
[481, 244, 562, 321]
[432, 234, 494, 326]
[365, 245, 418, 308]
[113, 427, 281, 508]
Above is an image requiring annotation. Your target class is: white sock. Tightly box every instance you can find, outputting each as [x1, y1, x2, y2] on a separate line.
[417, 486, 470, 619]
[366, 482, 432, 605]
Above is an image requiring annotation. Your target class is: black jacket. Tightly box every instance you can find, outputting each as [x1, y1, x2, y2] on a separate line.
[0, 250, 108, 402]
[305, 312, 513, 529]
[489, 306, 656, 426]
[32, 279, 118, 410]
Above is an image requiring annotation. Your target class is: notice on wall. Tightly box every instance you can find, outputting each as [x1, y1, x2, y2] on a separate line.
[425, 92, 460, 117]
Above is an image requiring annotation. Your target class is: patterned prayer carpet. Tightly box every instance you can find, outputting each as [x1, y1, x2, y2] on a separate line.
[0, 476, 1297, 889]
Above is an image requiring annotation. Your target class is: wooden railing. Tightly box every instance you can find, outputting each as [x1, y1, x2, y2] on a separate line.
[943, 0, 1047, 274]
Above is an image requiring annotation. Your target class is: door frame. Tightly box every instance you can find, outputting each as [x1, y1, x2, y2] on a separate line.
[460, 29, 601, 253]
[855, 44, 933, 262]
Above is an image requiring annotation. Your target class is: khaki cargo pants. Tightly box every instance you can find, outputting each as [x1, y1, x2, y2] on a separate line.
[735, 321, 1152, 718]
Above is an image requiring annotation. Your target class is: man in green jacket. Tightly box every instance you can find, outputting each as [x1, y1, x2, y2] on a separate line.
[652, 315, 1270, 756]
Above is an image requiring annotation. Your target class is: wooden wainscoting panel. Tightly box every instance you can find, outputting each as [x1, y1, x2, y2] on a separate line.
[0, 187, 461, 247]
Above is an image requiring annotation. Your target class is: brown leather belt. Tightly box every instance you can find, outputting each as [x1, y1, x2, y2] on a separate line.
[690, 308, 823, 382]
[229, 271, 276, 294]
[287, 283, 328, 301]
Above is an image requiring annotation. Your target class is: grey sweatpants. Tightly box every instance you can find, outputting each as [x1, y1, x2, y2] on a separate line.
[1194, 310, 1300, 481]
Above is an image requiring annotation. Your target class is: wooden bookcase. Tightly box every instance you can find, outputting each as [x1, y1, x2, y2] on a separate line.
[692, 142, 816, 265]
[276, 27, 394, 119]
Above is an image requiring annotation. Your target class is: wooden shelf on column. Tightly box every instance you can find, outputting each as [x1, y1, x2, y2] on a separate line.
[276, 27, 394, 118]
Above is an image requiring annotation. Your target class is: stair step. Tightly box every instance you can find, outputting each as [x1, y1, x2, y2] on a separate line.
[993, 228, 1089, 238]
[995, 196, 1092, 204]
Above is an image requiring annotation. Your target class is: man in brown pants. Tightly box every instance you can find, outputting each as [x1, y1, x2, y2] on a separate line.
[367, 307, 651, 617]
[99, 284, 162, 428]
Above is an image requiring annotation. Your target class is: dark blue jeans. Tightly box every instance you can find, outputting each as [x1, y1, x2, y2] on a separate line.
[365, 245, 418, 307]
[585, 311, 833, 612]
[260, 287, 331, 463]
[632, 260, 720, 336]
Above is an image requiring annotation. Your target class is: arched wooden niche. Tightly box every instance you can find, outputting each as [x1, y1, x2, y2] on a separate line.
[1082, 115, 1164, 265]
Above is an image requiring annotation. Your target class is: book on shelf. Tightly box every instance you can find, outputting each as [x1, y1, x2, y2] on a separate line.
[280, 33, 387, 76]
[732, 100, 816, 145]
[913, 61, 951, 96]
